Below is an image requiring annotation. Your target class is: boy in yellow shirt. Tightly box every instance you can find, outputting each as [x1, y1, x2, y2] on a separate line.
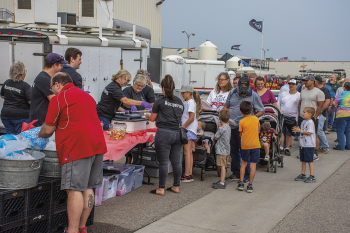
[238, 101, 261, 193]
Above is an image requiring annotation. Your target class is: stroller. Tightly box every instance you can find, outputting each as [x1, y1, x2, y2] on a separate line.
[189, 111, 219, 181]
[258, 104, 284, 173]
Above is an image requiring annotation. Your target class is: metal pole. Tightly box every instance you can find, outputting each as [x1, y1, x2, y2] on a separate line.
[187, 35, 190, 59]
[260, 19, 264, 76]
[240, 44, 243, 77]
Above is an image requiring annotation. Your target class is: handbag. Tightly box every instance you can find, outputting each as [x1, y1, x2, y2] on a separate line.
[171, 104, 188, 144]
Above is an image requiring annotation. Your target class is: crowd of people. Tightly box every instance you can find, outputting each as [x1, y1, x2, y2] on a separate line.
[1, 47, 350, 231]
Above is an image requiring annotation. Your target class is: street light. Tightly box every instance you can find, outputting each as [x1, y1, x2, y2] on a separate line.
[182, 31, 195, 59]
[262, 48, 269, 60]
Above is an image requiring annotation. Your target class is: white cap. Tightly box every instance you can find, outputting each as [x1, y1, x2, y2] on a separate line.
[288, 79, 297, 84]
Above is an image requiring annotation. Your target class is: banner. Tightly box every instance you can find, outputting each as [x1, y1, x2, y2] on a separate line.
[249, 19, 263, 33]
[231, 45, 241, 51]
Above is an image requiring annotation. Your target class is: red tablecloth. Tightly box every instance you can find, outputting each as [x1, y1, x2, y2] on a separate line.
[103, 128, 156, 161]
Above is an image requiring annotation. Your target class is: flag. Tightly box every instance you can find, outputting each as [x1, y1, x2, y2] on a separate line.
[249, 19, 263, 33]
[188, 47, 196, 52]
[231, 45, 241, 50]
[177, 48, 188, 54]
[279, 57, 288, 62]
[241, 60, 250, 66]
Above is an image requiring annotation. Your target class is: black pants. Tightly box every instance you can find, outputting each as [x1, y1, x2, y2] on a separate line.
[155, 128, 182, 188]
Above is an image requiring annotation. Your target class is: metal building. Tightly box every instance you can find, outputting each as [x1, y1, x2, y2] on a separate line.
[0, 0, 163, 46]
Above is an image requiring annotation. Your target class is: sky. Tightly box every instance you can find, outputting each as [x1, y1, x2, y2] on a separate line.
[161, 0, 350, 61]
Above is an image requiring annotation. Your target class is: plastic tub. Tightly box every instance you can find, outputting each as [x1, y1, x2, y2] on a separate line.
[116, 171, 134, 196]
[102, 175, 119, 201]
[95, 178, 106, 206]
[133, 165, 145, 190]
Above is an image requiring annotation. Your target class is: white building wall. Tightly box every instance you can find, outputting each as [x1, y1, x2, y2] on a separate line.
[269, 61, 350, 77]
[0, 0, 14, 12]
[56, 0, 162, 46]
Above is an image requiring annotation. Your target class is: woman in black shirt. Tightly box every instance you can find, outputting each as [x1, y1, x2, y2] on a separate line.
[146, 75, 184, 195]
[96, 70, 153, 130]
[1, 61, 31, 134]
[122, 74, 148, 111]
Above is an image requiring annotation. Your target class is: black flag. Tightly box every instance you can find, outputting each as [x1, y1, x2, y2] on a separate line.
[249, 19, 263, 33]
[231, 45, 241, 51]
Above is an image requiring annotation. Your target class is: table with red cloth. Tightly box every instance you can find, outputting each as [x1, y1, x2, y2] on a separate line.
[103, 128, 156, 161]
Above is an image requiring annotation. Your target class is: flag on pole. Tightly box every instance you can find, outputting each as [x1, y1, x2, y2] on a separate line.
[231, 45, 241, 51]
[249, 19, 263, 33]
[188, 47, 196, 52]
[241, 60, 250, 67]
[279, 57, 288, 62]
[177, 48, 188, 54]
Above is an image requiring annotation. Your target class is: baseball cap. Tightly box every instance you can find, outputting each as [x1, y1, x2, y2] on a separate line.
[302, 75, 315, 81]
[176, 84, 193, 92]
[288, 79, 297, 84]
[45, 53, 68, 65]
[315, 75, 323, 82]
[238, 77, 250, 92]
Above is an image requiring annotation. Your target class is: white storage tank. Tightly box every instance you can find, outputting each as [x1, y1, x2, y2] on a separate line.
[226, 56, 241, 70]
[198, 40, 218, 61]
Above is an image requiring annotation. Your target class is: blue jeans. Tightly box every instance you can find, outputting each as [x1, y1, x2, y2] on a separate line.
[332, 117, 337, 131]
[335, 117, 350, 150]
[1, 118, 29, 135]
[317, 115, 329, 150]
[328, 111, 335, 126]
[230, 128, 250, 179]
[98, 116, 110, 131]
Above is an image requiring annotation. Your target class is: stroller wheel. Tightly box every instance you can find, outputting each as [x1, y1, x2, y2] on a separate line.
[274, 160, 278, 173]
[266, 160, 270, 172]
[201, 172, 205, 181]
[280, 156, 284, 168]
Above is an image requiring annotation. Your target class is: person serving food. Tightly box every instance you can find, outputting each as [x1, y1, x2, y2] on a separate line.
[96, 70, 153, 130]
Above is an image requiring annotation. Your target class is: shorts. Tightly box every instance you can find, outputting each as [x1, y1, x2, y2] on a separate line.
[299, 147, 314, 163]
[241, 148, 260, 163]
[216, 154, 230, 167]
[61, 154, 104, 191]
[283, 116, 296, 136]
[186, 130, 197, 141]
[298, 116, 318, 133]
[260, 141, 270, 148]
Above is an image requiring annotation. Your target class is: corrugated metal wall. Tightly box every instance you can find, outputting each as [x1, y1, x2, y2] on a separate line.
[0, 0, 14, 12]
[56, 0, 162, 46]
[269, 61, 350, 77]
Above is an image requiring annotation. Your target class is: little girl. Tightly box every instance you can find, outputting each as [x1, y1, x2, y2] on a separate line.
[259, 122, 276, 161]
[196, 121, 210, 154]
[177, 85, 201, 182]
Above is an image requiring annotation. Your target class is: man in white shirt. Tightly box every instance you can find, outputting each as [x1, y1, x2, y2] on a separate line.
[277, 79, 300, 156]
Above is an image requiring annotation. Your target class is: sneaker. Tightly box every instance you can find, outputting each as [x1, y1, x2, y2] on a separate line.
[324, 130, 329, 134]
[238, 178, 249, 183]
[247, 185, 253, 193]
[304, 176, 316, 183]
[237, 183, 244, 191]
[313, 154, 319, 161]
[319, 148, 329, 154]
[334, 139, 338, 142]
[264, 154, 270, 161]
[327, 125, 332, 129]
[189, 175, 194, 181]
[284, 149, 291, 156]
[79, 227, 87, 233]
[180, 175, 193, 182]
[227, 174, 240, 181]
[280, 148, 285, 154]
[295, 174, 306, 181]
[212, 182, 226, 189]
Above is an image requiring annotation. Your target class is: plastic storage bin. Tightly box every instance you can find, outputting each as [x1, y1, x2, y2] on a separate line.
[116, 170, 134, 196]
[95, 178, 106, 206]
[102, 175, 119, 201]
[133, 165, 145, 190]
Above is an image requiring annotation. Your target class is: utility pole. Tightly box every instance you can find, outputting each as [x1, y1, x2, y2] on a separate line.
[182, 31, 195, 59]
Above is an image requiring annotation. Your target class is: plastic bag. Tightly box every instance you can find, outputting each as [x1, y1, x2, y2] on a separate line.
[0, 151, 35, 160]
[19, 127, 50, 150]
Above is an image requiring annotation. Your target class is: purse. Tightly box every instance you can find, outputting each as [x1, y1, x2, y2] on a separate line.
[171, 104, 188, 144]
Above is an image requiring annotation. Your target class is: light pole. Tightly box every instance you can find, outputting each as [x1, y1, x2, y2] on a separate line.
[262, 48, 269, 60]
[302, 57, 306, 71]
[182, 31, 195, 59]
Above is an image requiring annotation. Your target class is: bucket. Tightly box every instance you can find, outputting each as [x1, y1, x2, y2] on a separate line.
[0, 150, 45, 190]
[40, 150, 61, 178]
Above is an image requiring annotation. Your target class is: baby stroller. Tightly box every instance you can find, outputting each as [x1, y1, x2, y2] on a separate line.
[189, 111, 219, 181]
[258, 104, 284, 173]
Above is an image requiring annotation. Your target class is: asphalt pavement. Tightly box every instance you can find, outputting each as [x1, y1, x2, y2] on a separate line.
[88, 130, 350, 233]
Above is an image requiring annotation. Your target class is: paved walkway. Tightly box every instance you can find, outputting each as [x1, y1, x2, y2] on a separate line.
[136, 132, 350, 233]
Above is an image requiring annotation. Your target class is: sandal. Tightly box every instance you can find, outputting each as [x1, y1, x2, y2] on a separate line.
[150, 189, 164, 195]
[166, 187, 180, 193]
